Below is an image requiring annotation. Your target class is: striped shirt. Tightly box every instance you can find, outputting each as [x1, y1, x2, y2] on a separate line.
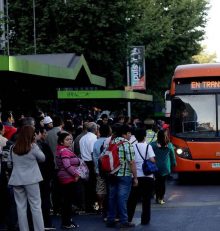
[111, 137, 135, 176]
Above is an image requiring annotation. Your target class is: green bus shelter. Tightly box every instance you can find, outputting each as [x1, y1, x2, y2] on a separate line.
[58, 90, 152, 101]
[0, 54, 153, 114]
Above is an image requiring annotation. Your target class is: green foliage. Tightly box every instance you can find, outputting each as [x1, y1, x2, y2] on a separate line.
[5, 0, 209, 94]
[141, 0, 209, 98]
[192, 45, 217, 63]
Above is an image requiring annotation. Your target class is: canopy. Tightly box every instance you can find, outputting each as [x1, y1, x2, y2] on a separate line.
[58, 90, 153, 101]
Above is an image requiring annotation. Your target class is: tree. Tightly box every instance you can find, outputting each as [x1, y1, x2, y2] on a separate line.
[138, 0, 209, 93]
[3, 0, 209, 93]
[192, 45, 217, 63]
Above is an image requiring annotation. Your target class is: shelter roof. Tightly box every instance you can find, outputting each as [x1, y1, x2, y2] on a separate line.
[57, 90, 153, 101]
[0, 54, 106, 87]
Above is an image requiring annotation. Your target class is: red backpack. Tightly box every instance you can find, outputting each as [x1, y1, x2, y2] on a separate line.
[98, 140, 125, 175]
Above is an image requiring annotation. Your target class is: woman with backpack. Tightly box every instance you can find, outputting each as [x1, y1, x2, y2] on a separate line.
[151, 129, 176, 204]
[127, 128, 156, 225]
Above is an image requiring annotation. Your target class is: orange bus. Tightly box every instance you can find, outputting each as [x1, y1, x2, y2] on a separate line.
[166, 63, 220, 174]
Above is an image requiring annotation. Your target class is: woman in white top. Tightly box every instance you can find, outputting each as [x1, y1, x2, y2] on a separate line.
[127, 128, 156, 225]
[8, 125, 45, 231]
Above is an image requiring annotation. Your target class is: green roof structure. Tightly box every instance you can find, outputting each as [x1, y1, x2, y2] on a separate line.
[58, 90, 153, 101]
[0, 54, 106, 87]
[0, 54, 153, 113]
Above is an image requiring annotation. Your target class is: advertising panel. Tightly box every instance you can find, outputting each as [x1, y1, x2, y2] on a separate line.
[130, 46, 146, 90]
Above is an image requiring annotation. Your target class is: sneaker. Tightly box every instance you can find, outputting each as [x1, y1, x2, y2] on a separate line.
[157, 199, 165, 205]
[61, 223, 79, 229]
[119, 222, 135, 228]
[94, 202, 99, 211]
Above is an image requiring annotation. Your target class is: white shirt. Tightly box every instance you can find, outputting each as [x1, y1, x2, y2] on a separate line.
[79, 132, 97, 161]
[0, 134, 8, 149]
[133, 142, 155, 178]
[129, 135, 137, 145]
[103, 136, 111, 148]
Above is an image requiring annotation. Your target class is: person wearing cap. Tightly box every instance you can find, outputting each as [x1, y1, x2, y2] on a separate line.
[43, 116, 53, 131]
[46, 115, 64, 216]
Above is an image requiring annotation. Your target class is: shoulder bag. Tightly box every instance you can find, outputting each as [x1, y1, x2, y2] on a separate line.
[135, 144, 158, 176]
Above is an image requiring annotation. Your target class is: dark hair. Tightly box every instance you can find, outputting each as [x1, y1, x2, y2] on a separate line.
[117, 115, 125, 122]
[34, 110, 44, 118]
[64, 120, 74, 133]
[157, 130, 169, 147]
[35, 126, 46, 135]
[1, 111, 13, 122]
[35, 116, 44, 128]
[13, 125, 35, 155]
[101, 114, 108, 120]
[111, 123, 122, 136]
[0, 122, 3, 131]
[99, 124, 111, 137]
[112, 123, 131, 137]
[134, 128, 146, 142]
[52, 115, 64, 127]
[57, 131, 70, 145]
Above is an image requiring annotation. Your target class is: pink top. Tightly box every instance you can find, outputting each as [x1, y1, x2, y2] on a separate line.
[56, 145, 80, 184]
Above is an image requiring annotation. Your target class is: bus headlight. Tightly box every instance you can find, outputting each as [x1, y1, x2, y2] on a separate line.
[175, 147, 192, 159]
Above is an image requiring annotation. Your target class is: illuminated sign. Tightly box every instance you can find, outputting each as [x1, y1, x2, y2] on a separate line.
[191, 81, 220, 90]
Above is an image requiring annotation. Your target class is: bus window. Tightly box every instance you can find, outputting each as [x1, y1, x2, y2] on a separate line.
[171, 95, 216, 138]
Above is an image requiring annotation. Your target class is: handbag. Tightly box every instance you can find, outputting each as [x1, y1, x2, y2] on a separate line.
[135, 144, 158, 176]
[75, 158, 89, 180]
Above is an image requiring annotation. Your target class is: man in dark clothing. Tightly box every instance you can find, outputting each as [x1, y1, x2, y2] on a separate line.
[73, 122, 89, 157]
[36, 127, 56, 230]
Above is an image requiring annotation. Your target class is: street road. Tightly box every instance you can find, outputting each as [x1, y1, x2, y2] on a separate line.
[51, 172, 220, 231]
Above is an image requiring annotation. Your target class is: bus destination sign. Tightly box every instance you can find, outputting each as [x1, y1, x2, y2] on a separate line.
[191, 81, 220, 90]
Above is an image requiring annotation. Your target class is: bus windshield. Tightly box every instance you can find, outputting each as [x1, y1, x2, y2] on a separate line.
[171, 95, 217, 138]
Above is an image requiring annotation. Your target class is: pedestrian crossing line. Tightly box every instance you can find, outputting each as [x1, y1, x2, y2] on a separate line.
[151, 201, 220, 208]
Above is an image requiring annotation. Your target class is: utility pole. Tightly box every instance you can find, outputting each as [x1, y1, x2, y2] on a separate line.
[33, 0, 36, 54]
[127, 61, 131, 118]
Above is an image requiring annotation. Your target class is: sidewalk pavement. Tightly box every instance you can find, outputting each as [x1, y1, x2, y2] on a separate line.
[52, 203, 148, 231]
[0, 202, 158, 231]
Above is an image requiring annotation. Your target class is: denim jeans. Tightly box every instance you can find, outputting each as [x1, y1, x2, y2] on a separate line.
[107, 176, 132, 224]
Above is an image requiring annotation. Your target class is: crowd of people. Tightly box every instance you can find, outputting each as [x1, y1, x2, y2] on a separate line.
[0, 109, 176, 230]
